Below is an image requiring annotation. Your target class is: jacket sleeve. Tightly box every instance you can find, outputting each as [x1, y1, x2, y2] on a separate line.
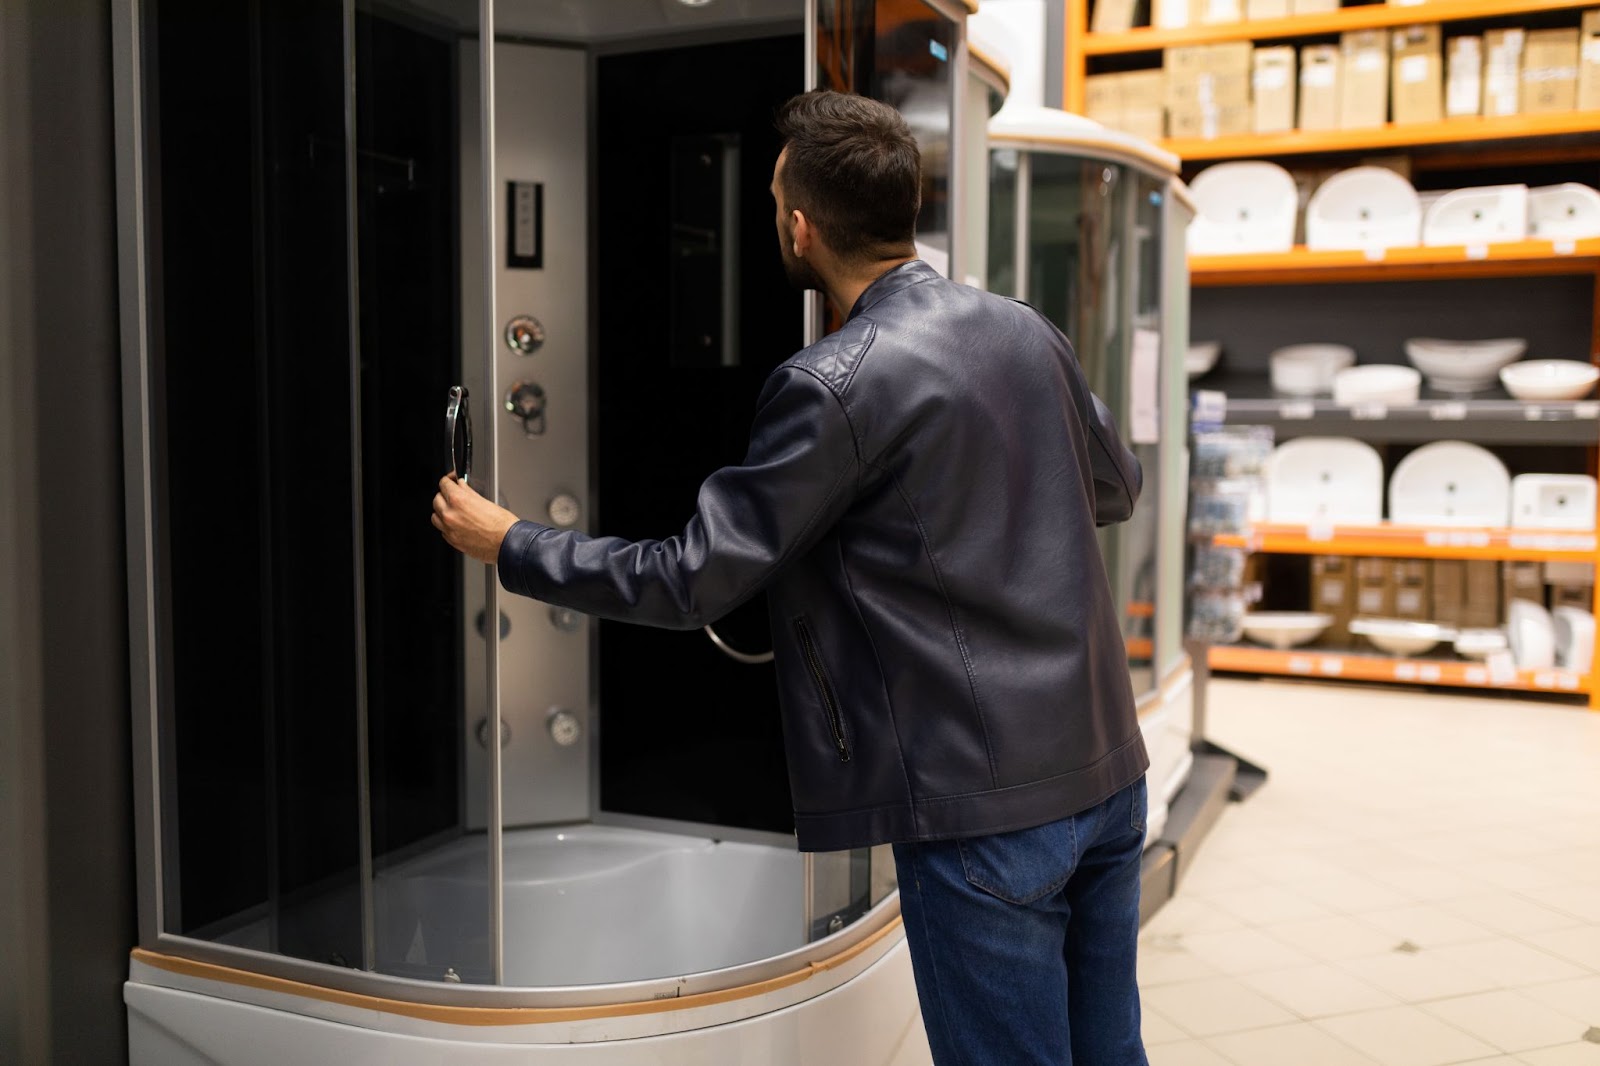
[1086, 390, 1142, 527]
[497, 366, 859, 630]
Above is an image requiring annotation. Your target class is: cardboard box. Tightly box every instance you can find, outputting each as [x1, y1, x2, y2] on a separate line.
[1119, 110, 1167, 141]
[1462, 561, 1503, 629]
[1292, 0, 1338, 13]
[1200, 0, 1244, 25]
[1092, 0, 1140, 34]
[1122, 70, 1168, 110]
[1581, 10, 1600, 111]
[1447, 36, 1484, 118]
[1168, 102, 1254, 139]
[1254, 46, 1298, 132]
[1312, 555, 1356, 644]
[1154, 0, 1192, 30]
[1546, 562, 1595, 611]
[1484, 28, 1525, 117]
[1086, 74, 1123, 122]
[1354, 557, 1395, 619]
[1503, 559, 1545, 621]
[1392, 559, 1433, 621]
[1299, 45, 1343, 130]
[1247, 0, 1290, 18]
[1341, 30, 1391, 128]
[1391, 24, 1443, 124]
[1431, 560, 1464, 628]
[1552, 583, 1595, 610]
[1523, 28, 1580, 114]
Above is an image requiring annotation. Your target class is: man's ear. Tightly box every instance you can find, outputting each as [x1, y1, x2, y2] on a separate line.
[790, 209, 812, 258]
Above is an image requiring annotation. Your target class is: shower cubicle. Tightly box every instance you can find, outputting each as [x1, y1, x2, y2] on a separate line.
[117, 0, 976, 1060]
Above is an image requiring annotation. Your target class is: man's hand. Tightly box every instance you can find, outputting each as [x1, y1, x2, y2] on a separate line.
[433, 475, 521, 565]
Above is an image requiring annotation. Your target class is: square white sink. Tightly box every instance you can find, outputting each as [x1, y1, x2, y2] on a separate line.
[1421, 184, 1529, 247]
[1389, 441, 1511, 526]
[1510, 474, 1597, 531]
[1266, 438, 1384, 525]
[1529, 183, 1600, 241]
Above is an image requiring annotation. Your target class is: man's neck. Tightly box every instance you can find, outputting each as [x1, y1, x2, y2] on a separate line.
[825, 253, 918, 321]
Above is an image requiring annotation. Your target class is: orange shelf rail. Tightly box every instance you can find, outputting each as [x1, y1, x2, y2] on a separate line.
[1190, 238, 1600, 285]
[1085, 0, 1597, 54]
[1209, 644, 1591, 695]
[1163, 110, 1600, 161]
[1212, 523, 1598, 562]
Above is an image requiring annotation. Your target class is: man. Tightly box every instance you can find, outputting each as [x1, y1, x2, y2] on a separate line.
[433, 90, 1149, 1066]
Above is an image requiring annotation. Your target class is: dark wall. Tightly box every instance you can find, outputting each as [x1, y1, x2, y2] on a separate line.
[0, 1, 136, 1063]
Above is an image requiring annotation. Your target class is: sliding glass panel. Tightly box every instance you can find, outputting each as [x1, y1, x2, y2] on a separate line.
[143, 0, 363, 965]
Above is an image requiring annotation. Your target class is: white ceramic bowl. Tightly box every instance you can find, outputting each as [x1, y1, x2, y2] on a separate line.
[1333, 365, 1421, 406]
[1454, 628, 1509, 660]
[1553, 606, 1595, 673]
[1508, 599, 1556, 670]
[1403, 337, 1527, 393]
[1500, 360, 1600, 401]
[1269, 344, 1356, 396]
[1242, 612, 1334, 650]
[1350, 618, 1456, 656]
[1187, 341, 1221, 377]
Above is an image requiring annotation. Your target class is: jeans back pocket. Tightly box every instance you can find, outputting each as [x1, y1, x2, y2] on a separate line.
[956, 816, 1080, 906]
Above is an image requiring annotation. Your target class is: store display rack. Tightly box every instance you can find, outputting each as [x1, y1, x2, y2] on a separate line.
[1190, 238, 1600, 285]
[1212, 522, 1597, 562]
[1209, 644, 1590, 695]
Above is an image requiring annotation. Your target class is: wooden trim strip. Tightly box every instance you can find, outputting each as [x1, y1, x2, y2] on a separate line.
[131, 918, 904, 1028]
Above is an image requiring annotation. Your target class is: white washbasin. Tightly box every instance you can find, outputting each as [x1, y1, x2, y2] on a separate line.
[1553, 606, 1595, 673]
[1266, 437, 1384, 524]
[1500, 360, 1599, 401]
[1270, 343, 1356, 396]
[1403, 337, 1527, 393]
[1389, 440, 1511, 526]
[1529, 183, 1600, 241]
[1509, 598, 1556, 670]
[1306, 167, 1422, 251]
[1242, 612, 1333, 649]
[1511, 473, 1597, 531]
[1454, 628, 1509, 660]
[1188, 162, 1299, 255]
[1422, 184, 1529, 246]
[1333, 364, 1420, 406]
[1187, 341, 1222, 377]
[1350, 618, 1456, 656]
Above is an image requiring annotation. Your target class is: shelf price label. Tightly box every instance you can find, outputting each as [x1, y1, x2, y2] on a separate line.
[1429, 403, 1468, 421]
[1534, 671, 1558, 689]
[1318, 657, 1344, 676]
[1576, 402, 1600, 420]
[1425, 529, 1491, 549]
[1524, 405, 1546, 421]
[1279, 401, 1315, 420]
[1362, 247, 1387, 262]
[1395, 662, 1421, 681]
[1463, 666, 1489, 685]
[1351, 402, 1388, 421]
[1306, 521, 1336, 542]
[1418, 663, 1443, 683]
[1465, 244, 1490, 261]
[1487, 651, 1518, 686]
[1287, 655, 1315, 674]
[1554, 239, 1577, 255]
[1558, 672, 1581, 691]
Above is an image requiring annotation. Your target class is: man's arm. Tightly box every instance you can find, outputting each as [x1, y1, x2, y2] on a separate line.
[486, 366, 858, 629]
[1086, 390, 1142, 527]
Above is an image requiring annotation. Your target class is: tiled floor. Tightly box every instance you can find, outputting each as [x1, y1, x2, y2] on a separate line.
[1140, 678, 1600, 1066]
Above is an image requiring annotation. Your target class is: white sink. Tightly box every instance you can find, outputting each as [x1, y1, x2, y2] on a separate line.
[1242, 612, 1333, 649]
[1306, 167, 1422, 251]
[1509, 599, 1556, 670]
[1266, 438, 1384, 524]
[1187, 341, 1222, 377]
[1270, 344, 1356, 396]
[1500, 360, 1600, 401]
[1553, 606, 1595, 673]
[1389, 441, 1511, 526]
[1188, 162, 1298, 255]
[1333, 365, 1421, 406]
[1454, 628, 1509, 660]
[1421, 184, 1529, 246]
[1510, 473, 1597, 530]
[1350, 618, 1456, 656]
[1529, 183, 1600, 241]
[1404, 337, 1526, 393]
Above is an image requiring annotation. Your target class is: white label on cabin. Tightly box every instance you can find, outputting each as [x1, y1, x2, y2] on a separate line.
[1131, 329, 1161, 444]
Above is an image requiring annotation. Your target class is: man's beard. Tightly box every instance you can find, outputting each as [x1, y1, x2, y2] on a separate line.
[778, 227, 824, 291]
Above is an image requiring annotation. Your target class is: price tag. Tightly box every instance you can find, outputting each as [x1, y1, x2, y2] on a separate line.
[1288, 655, 1315, 674]
[1464, 666, 1489, 685]
[1351, 403, 1388, 421]
[1525, 405, 1546, 421]
[1319, 657, 1344, 676]
[1575, 402, 1600, 419]
[1466, 244, 1490, 260]
[1554, 239, 1578, 255]
[1430, 402, 1468, 421]
[1395, 662, 1421, 681]
[1487, 651, 1518, 685]
[1418, 663, 1443, 683]
[1363, 247, 1387, 262]
[1193, 390, 1228, 426]
[1534, 671, 1558, 689]
[1558, 672, 1581, 691]
[1307, 521, 1336, 542]
[1279, 401, 1316, 420]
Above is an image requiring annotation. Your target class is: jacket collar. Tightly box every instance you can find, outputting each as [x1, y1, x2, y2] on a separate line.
[846, 259, 941, 321]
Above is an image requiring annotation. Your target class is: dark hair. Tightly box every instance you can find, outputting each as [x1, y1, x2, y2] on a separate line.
[773, 90, 921, 261]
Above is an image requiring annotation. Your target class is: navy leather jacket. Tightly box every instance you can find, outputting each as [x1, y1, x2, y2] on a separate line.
[500, 260, 1148, 851]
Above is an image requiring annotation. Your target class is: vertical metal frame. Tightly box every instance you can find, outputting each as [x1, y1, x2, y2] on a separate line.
[945, 1, 967, 279]
[1014, 150, 1032, 302]
[1156, 181, 1193, 677]
[478, 0, 505, 986]
[111, 0, 163, 951]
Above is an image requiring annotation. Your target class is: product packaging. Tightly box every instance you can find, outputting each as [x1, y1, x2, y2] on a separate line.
[1391, 24, 1443, 124]
[1580, 11, 1600, 110]
[1522, 28, 1580, 114]
[1312, 555, 1356, 644]
[1341, 30, 1391, 129]
[1483, 28, 1526, 117]
[1299, 45, 1343, 130]
[1447, 36, 1484, 118]
[1254, 46, 1298, 132]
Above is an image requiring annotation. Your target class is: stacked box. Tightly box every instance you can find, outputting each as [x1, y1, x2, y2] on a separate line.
[1341, 30, 1391, 129]
[1086, 71, 1167, 142]
[1546, 561, 1595, 611]
[1091, 0, 1140, 35]
[1484, 28, 1526, 116]
[1462, 561, 1503, 628]
[1299, 45, 1343, 131]
[1391, 25, 1443, 125]
[1247, 0, 1290, 18]
[1293, 0, 1338, 13]
[1167, 42, 1254, 138]
[1447, 36, 1484, 117]
[1432, 560, 1464, 627]
[1254, 47, 1298, 133]
[1312, 555, 1356, 644]
[1581, 11, 1600, 110]
[1354, 557, 1395, 618]
[1393, 560, 1433, 620]
[1523, 28, 1580, 114]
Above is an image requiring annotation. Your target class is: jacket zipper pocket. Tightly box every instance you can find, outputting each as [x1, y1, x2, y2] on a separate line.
[794, 617, 850, 763]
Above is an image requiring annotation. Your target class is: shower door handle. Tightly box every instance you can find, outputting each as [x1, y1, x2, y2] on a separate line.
[447, 385, 472, 484]
[703, 625, 774, 665]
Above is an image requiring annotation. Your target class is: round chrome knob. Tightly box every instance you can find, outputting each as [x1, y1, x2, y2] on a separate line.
[475, 717, 512, 750]
[548, 709, 582, 748]
[505, 381, 547, 436]
[547, 493, 581, 528]
[504, 315, 546, 355]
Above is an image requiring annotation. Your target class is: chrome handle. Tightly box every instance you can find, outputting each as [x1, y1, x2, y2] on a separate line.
[447, 385, 472, 483]
[703, 624, 774, 665]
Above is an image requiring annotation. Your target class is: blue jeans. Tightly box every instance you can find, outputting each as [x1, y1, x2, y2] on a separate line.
[893, 777, 1150, 1066]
